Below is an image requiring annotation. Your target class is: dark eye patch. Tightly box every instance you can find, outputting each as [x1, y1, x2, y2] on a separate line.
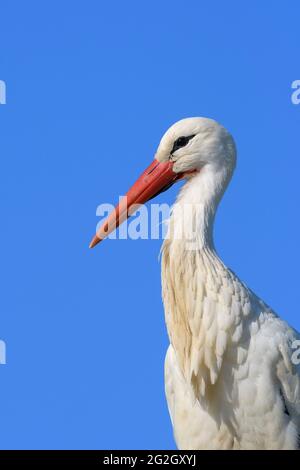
[171, 134, 195, 154]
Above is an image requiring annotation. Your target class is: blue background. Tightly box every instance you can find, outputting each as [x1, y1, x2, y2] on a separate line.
[0, 0, 300, 450]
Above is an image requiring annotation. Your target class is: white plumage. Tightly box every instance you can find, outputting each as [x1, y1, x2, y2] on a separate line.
[157, 118, 300, 449]
[90, 117, 300, 449]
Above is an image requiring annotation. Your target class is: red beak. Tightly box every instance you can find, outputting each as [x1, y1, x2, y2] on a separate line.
[89, 159, 181, 248]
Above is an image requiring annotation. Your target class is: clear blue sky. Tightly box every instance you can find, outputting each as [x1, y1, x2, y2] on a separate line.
[0, 1, 300, 450]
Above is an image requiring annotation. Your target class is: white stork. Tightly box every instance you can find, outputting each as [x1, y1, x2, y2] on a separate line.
[90, 117, 300, 450]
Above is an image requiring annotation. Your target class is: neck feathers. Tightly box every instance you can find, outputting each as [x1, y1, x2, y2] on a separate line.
[164, 165, 231, 250]
[161, 167, 251, 402]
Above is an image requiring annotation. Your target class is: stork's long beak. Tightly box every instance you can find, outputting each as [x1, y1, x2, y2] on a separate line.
[89, 159, 181, 248]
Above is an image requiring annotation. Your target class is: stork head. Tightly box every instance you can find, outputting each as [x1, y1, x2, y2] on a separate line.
[89, 117, 236, 248]
[155, 117, 236, 176]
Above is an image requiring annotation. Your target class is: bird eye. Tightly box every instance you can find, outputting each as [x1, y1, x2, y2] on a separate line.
[171, 134, 195, 154]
